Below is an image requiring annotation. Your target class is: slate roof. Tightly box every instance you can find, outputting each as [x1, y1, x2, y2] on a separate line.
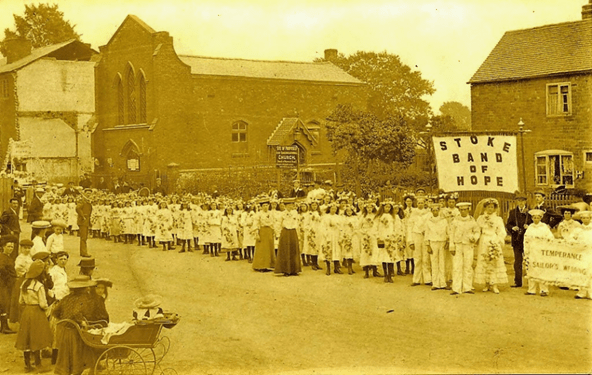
[469, 19, 592, 83]
[0, 40, 79, 74]
[178, 55, 363, 84]
[267, 118, 318, 146]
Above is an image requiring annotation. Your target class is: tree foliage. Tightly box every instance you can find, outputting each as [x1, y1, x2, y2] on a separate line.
[1, 3, 81, 56]
[439, 101, 471, 131]
[317, 51, 435, 125]
[326, 104, 416, 166]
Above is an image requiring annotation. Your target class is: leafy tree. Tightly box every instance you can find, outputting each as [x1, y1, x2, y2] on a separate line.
[326, 104, 416, 195]
[429, 114, 458, 133]
[317, 51, 435, 125]
[439, 101, 471, 131]
[1, 3, 81, 57]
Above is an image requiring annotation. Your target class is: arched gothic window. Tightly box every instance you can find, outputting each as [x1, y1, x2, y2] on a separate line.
[139, 70, 147, 123]
[116, 74, 124, 125]
[127, 65, 136, 124]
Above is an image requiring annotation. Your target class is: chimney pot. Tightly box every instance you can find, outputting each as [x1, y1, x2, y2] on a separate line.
[583, 0, 592, 19]
[324, 49, 338, 62]
[4, 37, 32, 64]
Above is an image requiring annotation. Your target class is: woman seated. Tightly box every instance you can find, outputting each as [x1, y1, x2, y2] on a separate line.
[52, 275, 109, 375]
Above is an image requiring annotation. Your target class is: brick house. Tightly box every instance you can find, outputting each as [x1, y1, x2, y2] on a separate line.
[0, 39, 97, 183]
[94, 15, 368, 191]
[469, 2, 592, 194]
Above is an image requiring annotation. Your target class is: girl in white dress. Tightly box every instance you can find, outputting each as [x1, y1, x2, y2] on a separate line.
[242, 204, 258, 263]
[303, 201, 323, 270]
[177, 201, 194, 253]
[155, 200, 174, 251]
[340, 205, 359, 275]
[320, 203, 343, 275]
[221, 206, 240, 260]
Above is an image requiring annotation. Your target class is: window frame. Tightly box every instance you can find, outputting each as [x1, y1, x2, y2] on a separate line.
[231, 121, 248, 143]
[534, 151, 574, 188]
[584, 151, 592, 165]
[546, 82, 572, 117]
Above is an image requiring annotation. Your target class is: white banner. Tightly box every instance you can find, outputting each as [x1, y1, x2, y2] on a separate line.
[527, 238, 592, 289]
[10, 140, 32, 158]
[432, 135, 518, 193]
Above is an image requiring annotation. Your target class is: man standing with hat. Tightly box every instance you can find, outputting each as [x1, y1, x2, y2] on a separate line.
[533, 189, 561, 228]
[289, 180, 306, 198]
[0, 198, 21, 260]
[76, 190, 93, 258]
[27, 187, 45, 223]
[505, 191, 531, 288]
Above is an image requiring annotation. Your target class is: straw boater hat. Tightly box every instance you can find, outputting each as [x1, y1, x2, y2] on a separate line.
[456, 202, 472, 209]
[26, 260, 45, 279]
[134, 294, 162, 309]
[533, 189, 546, 197]
[67, 275, 97, 289]
[528, 209, 545, 217]
[35, 187, 45, 193]
[578, 211, 592, 219]
[31, 220, 51, 229]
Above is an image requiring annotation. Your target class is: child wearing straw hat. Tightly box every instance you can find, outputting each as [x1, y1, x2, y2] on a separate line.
[15, 259, 53, 373]
[523, 209, 554, 296]
[46, 219, 67, 256]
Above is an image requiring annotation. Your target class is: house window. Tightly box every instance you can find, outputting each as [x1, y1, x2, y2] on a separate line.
[535, 151, 574, 187]
[1, 79, 8, 98]
[547, 83, 571, 116]
[139, 73, 147, 123]
[585, 151, 592, 164]
[231, 121, 247, 142]
[127, 67, 136, 124]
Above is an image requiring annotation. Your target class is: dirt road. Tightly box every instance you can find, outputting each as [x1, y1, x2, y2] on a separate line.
[1, 227, 591, 374]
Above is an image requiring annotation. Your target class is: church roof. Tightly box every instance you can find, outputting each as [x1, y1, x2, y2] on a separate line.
[267, 118, 318, 146]
[178, 55, 363, 84]
[469, 19, 592, 84]
[0, 39, 96, 74]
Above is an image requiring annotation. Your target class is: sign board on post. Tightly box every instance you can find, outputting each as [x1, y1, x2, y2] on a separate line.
[432, 134, 518, 193]
[11, 140, 32, 158]
[276, 146, 298, 169]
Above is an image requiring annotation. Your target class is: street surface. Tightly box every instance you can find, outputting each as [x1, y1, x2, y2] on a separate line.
[1, 223, 591, 374]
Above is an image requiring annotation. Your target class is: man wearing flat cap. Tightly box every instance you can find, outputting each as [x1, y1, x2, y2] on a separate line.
[506, 191, 531, 288]
[27, 188, 45, 223]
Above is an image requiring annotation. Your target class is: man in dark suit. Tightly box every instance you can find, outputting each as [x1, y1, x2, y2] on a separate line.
[27, 188, 45, 224]
[289, 180, 306, 198]
[76, 191, 93, 257]
[0, 198, 21, 260]
[533, 189, 561, 228]
[505, 191, 531, 288]
[152, 178, 166, 196]
[79, 174, 92, 189]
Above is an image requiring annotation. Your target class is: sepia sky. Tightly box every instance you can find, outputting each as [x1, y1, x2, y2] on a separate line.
[0, 0, 585, 113]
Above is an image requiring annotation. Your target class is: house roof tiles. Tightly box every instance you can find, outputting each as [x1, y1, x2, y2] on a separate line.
[469, 19, 592, 83]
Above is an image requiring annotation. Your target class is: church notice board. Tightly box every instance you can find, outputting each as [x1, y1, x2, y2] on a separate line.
[431, 134, 519, 193]
[276, 146, 299, 169]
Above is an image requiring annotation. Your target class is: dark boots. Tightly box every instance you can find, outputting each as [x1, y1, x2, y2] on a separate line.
[325, 261, 331, 276]
[382, 263, 389, 283]
[333, 261, 343, 274]
[363, 266, 370, 279]
[347, 259, 354, 275]
[203, 244, 210, 255]
[0, 314, 15, 334]
[23, 351, 32, 373]
[311, 255, 322, 270]
[187, 241, 194, 252]
[372, 265, 382, 278]
[397, 262, 404, 276]
[387, 263, 395, 283]
[301, 254, 309, 266]
[179, 242, 186, 253]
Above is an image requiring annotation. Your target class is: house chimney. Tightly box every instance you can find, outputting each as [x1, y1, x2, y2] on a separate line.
[4, 37, 32, 64]
[324, 49, 338, 62]
[583, 0, 592, 19]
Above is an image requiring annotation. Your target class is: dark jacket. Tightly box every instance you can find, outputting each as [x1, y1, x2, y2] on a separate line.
[0, 253, 16, 312]
[533, 202, 561, 228]
[0, 208, 20, 235]
[62, 187, 80, 197]
[76, 201, 93, 227]
[289, 188, 306, 198]
[27, 195, 44, 223]
[505, 206, 531, 249]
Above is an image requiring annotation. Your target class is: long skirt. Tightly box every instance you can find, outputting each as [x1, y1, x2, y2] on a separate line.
[15, 305, 52, 351]
[9, 277, 24, 322]
[54, 325, 99, 375]
[253, 227, 275, 271]
[274, 228, 301, 275]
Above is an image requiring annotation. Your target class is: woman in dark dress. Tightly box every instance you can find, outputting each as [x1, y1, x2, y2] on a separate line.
[0, 235, 17, 334]
[274, 199, 302, 276]
[53, 275, 109, 375]
[253, 198, 276, 272]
